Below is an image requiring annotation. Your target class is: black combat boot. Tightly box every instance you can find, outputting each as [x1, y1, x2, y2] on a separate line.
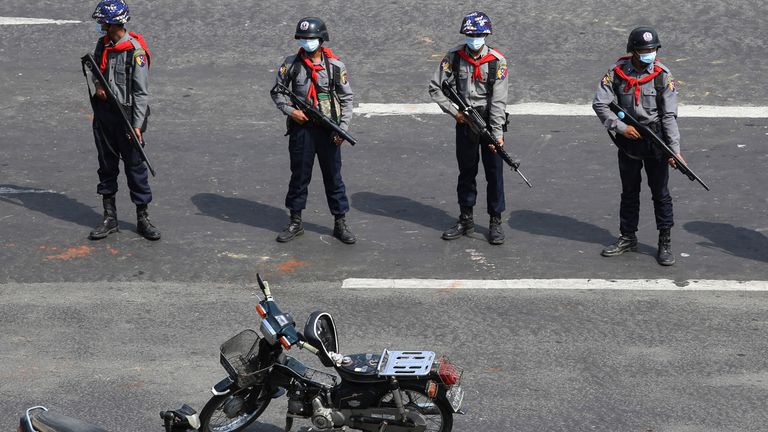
[489, 215, 505, 245]
[333, 214, 356, 244]
[276, 211, 304, 243]
[136, 204, 161, 241]
[89, 195, 119, 240]
[601, 233, 638, 257]
[656, 228, 675, 266]
[442, 206, 474, 240]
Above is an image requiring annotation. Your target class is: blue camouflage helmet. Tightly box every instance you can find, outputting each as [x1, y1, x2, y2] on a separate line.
[460, 11, 492, 35]
[92, 0, 131, 25]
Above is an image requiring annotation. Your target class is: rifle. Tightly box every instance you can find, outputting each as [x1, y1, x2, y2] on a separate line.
[81, 53, 156, 176]
[270, 82, 357, 146]
[608, 101, 708, 191]
[440, 80, 532, 188]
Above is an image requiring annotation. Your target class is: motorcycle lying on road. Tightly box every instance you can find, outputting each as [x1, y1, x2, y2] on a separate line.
[199, 274, 465, 432]
[18, 404, 199, 432]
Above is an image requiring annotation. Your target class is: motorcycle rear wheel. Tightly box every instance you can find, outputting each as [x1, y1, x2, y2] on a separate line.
[378, 382, 453, 432]
[198, 385, 270, 432]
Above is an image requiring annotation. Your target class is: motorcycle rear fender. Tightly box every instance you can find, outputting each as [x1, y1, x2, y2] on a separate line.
[211, 376, 236, 396]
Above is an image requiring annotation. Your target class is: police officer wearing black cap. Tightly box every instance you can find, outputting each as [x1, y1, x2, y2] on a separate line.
[270, 17, 356, 244]
[593, 27, 682, 266]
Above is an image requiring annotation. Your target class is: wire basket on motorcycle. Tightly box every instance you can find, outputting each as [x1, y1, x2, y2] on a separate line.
[220, 329, 270, 387]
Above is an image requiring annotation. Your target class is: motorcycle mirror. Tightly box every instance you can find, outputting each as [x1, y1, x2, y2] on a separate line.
[256, 274, 273, 300]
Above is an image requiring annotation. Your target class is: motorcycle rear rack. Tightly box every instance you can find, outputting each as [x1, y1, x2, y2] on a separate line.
[377, 349, 435, 377]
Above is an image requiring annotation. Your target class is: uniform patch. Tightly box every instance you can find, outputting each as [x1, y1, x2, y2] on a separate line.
[341, 69, 348, 85]
[601, 72, 612, 86]
[497, 66, 507, 80]
[440, 56, 451, 72]
[135, 54, 146, 68]
[668, 79, 678, 91]
[278, 63, 288, 79]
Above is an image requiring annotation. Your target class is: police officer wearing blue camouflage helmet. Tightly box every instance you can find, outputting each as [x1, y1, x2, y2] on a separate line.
[593, 27, 682, 265]
[88, 0, 159, 241]
[270, 17, 356, 244]
[429, 11, 509, 245]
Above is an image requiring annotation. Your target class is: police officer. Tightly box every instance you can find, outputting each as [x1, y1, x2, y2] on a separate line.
[593, 27, 681, 265]
[429, 11, 509, 245]
[270, 17, 355, 244]
[88, 0, 160, 241]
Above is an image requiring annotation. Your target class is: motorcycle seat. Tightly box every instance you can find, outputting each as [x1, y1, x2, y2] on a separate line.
[337, 353, 386, 383]
[30, 411, 108, 432]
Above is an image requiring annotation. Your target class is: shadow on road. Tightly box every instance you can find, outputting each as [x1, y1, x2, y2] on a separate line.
[508, 209, 616, 245]
[351, 191, 455, 231]
[684, 221, 768, 263]
[191, 193, 331, 235]
[507, 209, 659, 254]
[0, 184, 137, 231]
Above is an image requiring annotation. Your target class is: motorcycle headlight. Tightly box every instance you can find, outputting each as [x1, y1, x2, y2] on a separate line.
[259, 318, 278, 345]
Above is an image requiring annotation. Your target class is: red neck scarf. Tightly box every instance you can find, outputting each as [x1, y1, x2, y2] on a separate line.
[456, 49, 497, 81]
[613, 56, 662, 105]
[100, 32, 150, 73]
[299, 47, 339, 107]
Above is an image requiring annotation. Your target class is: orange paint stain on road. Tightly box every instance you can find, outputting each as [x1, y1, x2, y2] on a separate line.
[276, 259, 306, 273]
[106, 246, 119, 255]
[39, 245, 59, 251]
[45, 245, 94, 261]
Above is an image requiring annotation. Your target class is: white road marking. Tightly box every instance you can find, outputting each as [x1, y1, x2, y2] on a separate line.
[342, 278, 768, 291]
[0, 17, 81, 25]
[355, 103, 768, 118]
[0, 187, 62, 194]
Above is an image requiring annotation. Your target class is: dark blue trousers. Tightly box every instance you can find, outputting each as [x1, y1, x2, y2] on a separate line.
[92, 101, 152, 205]
[285, 124, 349, 215]
[617, 149, 674, 234]
[455, 123, 505, 216]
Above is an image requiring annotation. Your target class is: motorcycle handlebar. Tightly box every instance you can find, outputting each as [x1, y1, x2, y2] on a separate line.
[297, 341, 319, 355]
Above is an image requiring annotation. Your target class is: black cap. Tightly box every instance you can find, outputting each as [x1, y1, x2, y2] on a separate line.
[626, 26, 661, 52]
[295, 17, 329, 42]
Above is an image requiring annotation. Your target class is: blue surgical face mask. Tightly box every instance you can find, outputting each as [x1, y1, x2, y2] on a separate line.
[96, 23, 108, 35]
[298, 38, 321, 53]
[638, 51, 657, 64]
[465, 36, 486, 51]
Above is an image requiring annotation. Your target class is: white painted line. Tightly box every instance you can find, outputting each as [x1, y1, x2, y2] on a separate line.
[0, 17, 81, 25]
[355, 103, 768, 118]
[0, 187, 62, 195]
[342, 278, 768, 291]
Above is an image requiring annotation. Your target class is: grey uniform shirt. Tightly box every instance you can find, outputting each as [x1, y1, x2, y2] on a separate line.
[93, 32, 150, 129]
[271, 52, 354, 132]
[592, 58, 680, 155]
[428, 44, 509, 141]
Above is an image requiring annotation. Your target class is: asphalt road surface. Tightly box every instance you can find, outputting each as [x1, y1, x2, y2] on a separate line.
[1, 1, 767, 431]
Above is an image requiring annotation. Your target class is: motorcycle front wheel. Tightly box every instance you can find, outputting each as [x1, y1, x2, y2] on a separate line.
[378, 382, 454, 432]
[198, 385, 270, 432]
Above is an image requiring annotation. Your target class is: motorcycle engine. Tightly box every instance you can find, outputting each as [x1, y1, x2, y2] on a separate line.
[287, 388, 311, 416]
[311, 397, 345, 429]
